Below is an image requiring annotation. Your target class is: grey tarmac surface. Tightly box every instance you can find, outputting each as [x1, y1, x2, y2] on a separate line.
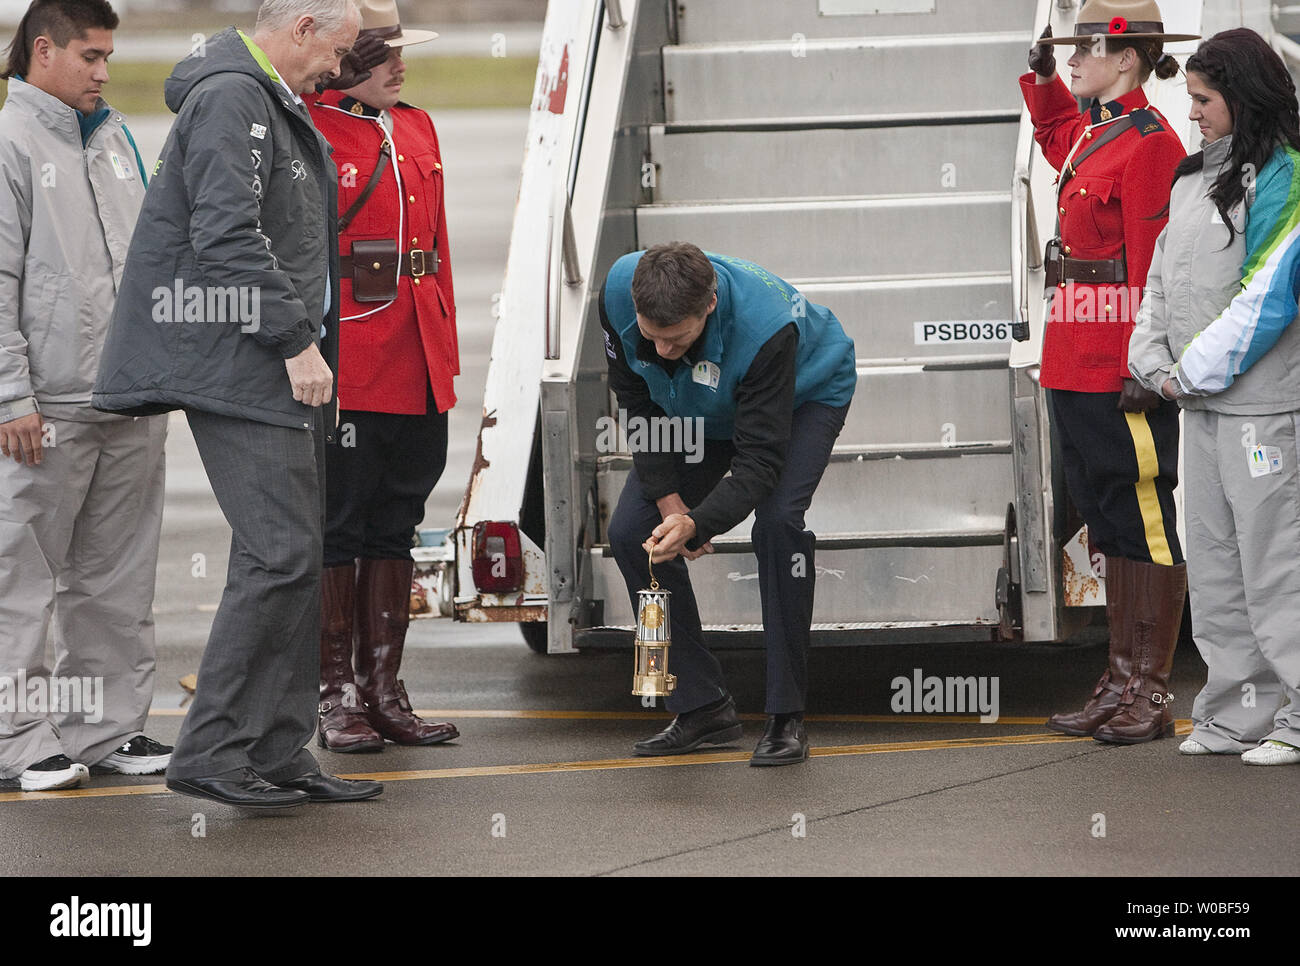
[1, 110, 1295, 878]
[2, 633, 1295, 876]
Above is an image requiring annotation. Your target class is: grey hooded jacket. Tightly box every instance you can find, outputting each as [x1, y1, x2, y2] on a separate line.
[92, 27, 340, 437]
[0, 79, 146, 423]
[1129, 135, 1300, 412]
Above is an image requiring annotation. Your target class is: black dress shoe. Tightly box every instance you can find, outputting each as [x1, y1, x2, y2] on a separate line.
[273, 771, 383, 802]
[750, 713, 809, 767]
[166, 768, 310, 808]
[633, 695, 743, 756]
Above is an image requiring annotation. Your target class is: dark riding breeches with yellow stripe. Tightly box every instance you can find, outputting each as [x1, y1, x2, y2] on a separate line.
[1048, 388, 1183, 566]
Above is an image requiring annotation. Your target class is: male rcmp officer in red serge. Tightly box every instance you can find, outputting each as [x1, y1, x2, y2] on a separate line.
[306, 0, 458, 752]
[1019, 1, 1196, 744]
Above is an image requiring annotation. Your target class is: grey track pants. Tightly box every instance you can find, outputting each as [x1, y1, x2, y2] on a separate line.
[1183, 409, 1300, 751]
[0, 414, 167, 777]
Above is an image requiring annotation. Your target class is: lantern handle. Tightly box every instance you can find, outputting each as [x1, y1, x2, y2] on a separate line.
[647, 541, 659, 591]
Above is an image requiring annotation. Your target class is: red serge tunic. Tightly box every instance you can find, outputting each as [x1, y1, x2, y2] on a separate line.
[1019, 73, 1185, 392]
[307, 90, 458, 414]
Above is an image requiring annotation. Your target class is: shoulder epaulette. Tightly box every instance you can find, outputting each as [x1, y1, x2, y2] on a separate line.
[1128, 108, 1165, 137]
[336, 96, 380, 118]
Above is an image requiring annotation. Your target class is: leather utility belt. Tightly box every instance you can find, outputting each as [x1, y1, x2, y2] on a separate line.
[342, 240, 439, 303]
[1043, 238, 1127, 289]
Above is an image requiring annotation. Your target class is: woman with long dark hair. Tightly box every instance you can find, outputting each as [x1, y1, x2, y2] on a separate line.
[1129, 27, 1300, 765]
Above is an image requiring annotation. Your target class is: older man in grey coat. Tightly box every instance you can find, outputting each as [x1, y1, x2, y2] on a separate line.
[94, 0, 384, 807]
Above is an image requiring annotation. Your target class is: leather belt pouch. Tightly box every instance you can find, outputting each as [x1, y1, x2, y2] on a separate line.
[350, 239, 399, 303]
[1043, 239, 1062, 290]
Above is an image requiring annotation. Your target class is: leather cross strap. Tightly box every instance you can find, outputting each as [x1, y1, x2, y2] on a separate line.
[1059, 114, 1136, 190]
[1041, 114, 1137, 292]
[339, 139, 392, 232]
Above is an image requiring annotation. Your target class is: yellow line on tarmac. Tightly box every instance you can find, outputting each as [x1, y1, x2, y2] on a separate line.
[146, 708, 1099, 725]
[0, 783, 170, 802]
[351, 732, 1091, 781]
[0, 731, 1099, 803]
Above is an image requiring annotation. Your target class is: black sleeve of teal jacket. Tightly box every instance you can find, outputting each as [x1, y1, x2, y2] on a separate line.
[177, 76, 315, 359]
[687, 323, 798, 547]
[598, 280, 681, 501]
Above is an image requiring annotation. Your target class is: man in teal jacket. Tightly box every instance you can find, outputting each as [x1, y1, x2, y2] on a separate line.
[601, 242, 855, 766]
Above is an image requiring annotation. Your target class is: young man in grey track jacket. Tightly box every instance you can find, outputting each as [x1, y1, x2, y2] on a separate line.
[0, 0, 172, 792]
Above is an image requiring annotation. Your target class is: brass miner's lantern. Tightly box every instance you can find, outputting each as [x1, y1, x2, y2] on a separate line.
[633, 545, 676, 697]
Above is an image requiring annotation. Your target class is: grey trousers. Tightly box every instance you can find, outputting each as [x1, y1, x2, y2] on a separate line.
[0, 414, 167, 778]
[166, 409, 324, 782]
[1184, 409, 1300, 751]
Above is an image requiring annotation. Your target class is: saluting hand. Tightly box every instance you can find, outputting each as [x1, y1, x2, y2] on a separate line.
[1029, 25, 1056, 78]
[318, 34, 391, 92]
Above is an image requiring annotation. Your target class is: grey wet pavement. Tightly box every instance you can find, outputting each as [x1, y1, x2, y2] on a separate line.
[1, 110, 1295, 878]
[2, 631, 1296, 876]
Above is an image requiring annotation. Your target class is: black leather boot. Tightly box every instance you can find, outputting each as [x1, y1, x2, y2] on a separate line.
[750, 712, 809, 767]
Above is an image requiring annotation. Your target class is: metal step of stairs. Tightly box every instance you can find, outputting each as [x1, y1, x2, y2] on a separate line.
[595, 444, 1013, 545]
[587, 541, 1004, 626]
[794, 274, 1013, 358]
[677, 0, 1039, 45]
[648, 121, 1019, 202]
[636, 192, 1012, 279]
[663, 32, 1032, 126]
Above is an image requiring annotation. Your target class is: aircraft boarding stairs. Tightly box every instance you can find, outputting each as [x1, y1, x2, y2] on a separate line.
[585, 0, 1038, 641]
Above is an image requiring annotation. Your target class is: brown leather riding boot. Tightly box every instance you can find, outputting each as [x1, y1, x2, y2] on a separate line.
[319, 564, 385, 752]
[1093, 560, 1186, 745]
[355, 557, 459, 745]
[1047, 556, 1133, 735]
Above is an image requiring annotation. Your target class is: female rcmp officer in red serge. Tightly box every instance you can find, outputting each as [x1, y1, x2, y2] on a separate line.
[1021, 1, 1197, 744]
[306, 0, 459, 752]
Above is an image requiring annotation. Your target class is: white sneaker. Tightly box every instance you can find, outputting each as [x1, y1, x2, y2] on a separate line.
[1179, 737, 1213, 755]
[1241, 740, 1300, 766]
[19, 755, 89, 791]
[96, 735, 173, 775]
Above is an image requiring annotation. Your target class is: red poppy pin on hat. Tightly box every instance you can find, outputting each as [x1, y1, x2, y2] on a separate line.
[1039, 0, 1199, 44]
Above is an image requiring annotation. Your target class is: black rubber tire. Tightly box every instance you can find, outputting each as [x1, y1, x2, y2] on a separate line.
[520, 621, 548, 654]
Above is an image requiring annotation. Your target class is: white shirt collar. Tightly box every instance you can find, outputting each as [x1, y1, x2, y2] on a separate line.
[275, 73, 304, 106]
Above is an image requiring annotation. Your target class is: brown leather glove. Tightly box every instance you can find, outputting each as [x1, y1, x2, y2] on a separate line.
[317, 33, 391, 92]
[1117, 378, 1163, 413]
[1028, 25, 1056, 77]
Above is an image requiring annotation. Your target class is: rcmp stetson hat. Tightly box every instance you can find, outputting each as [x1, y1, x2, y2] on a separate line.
[355, 0, 439, 47]
[1040, 0, 1199, 44]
